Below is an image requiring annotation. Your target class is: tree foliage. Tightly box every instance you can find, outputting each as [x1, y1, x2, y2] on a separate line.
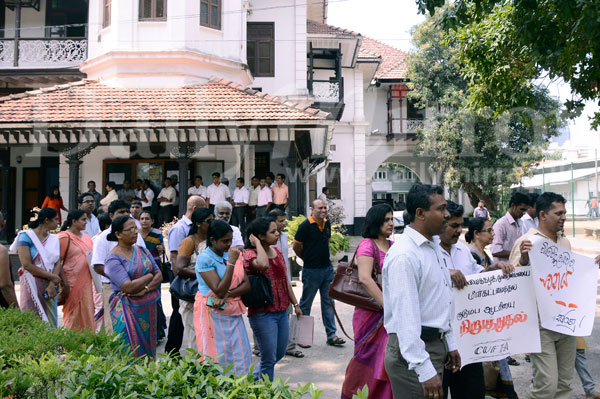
[407, 11, 564, 209]
[415, 0, 600, 127]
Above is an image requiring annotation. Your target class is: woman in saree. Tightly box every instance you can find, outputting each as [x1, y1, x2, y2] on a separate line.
[104, 216, 163, 358]
[12, 207, 66, 327]
[58, 209, 94, 331]
[175, 208, 213, 355]
[341, 203, 394, 399]
[466, 217, 519, 399]
[194, 219, 251, 375]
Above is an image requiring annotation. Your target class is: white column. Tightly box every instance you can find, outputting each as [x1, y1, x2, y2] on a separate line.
[294, 0, 308, 95]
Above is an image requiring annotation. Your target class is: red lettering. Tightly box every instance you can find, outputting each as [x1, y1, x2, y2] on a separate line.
[540, 270, 572, 291]
[459, 312, 529, 337]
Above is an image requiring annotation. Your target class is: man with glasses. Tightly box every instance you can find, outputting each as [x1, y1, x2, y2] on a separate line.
[79, 192, 100, 238]
[92, 200, 147, 333]
[213, 201, 244, 250]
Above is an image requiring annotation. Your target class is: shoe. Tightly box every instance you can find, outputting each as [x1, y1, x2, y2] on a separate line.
[326, 336, 346, 347]
[524, 355, 531, 363]
[286, 350, 305, 358]
[298, 344, 311, 348]
[506, 356, 520, 366]
[586, 393, 600, 399]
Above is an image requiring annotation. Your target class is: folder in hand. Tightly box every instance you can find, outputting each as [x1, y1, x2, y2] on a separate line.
[289, 315, 314, 347]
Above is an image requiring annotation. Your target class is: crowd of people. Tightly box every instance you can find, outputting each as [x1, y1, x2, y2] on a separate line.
[1, 181, 600, 398]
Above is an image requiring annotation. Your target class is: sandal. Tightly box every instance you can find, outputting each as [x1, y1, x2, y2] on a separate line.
[326, 336, 346, 347]
[286, 350, 305, 358]
[507, 356, 520, 366]
[298, 344, 311, 348]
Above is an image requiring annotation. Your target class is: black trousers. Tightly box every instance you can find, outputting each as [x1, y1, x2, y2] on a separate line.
[246, 206, 257, 224]
[158, 205, 174, 227]
[231, 206, 247, 233]
[164, 293, 183, 355]
[443, 362, 485, 399]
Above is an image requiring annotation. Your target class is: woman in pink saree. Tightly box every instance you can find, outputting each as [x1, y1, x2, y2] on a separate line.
[341, 204, 395, 399]
[58, 209, 95, 331]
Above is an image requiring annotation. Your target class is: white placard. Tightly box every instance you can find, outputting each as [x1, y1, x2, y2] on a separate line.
[452, 268, 541, 367]
[108, 173, 125, 185]
[529, 235, 598, 336]
[289, 315, 314, 347]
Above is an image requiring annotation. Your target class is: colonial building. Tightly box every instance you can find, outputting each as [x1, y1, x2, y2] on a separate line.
[0, 0, 450, 238]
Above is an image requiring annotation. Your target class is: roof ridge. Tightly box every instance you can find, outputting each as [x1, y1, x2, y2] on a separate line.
[307, 20, 361, 37]
[360, 35, 408, 56]
[0, 79, 97, 103]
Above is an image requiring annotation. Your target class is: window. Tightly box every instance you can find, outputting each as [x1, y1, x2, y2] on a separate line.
[407, 98, 425, 120]
[200, 0, 221, 29]
[103, 0, 111, 28]
[139, 0, 166, 21]
[326, 162, 341, 199]
[406, 171, 413, 179]
[247, 22, 275, 77]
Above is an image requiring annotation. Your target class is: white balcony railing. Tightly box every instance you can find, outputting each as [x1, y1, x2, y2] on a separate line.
[0, 38, 87, 68]
[391, 119, 425, 134]
[312, 80, 341, 103]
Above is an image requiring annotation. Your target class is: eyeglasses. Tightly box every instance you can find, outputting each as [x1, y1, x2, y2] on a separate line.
[481, 228, 494, 233]
[124, 226, 138, 233]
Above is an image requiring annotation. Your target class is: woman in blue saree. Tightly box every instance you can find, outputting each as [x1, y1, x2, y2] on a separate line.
[104, 216, 163, 358]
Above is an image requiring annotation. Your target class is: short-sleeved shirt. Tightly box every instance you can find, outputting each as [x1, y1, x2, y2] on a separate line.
[188, 185, 207, 197]
[118, 188, 136, 200]
[243, 247, 290, 315]
[83, 213, 100, 238]
[272, 184, 289, 205]
[206, 183, 231, 205]
[257, 186, 272, 207]
[195, 247, 228, 296]
[104, 246, 160, 292]
[294, 216, 331, 268]
[491, 212, 523, 262]
[167, 215, 192, 254]
[135, 188, 155, 208]
[473, 207, 489, 219]
[248, 185, 260, 206]
[158, 186, 176, 207]
[233, 187, 249, 204]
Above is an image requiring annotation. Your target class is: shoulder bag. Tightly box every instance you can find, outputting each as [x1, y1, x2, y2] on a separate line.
[57, 234, 71, 306]
[169, 240, 199, 303]
[328, 239, 383, 313]
[241, 253, 274, 308]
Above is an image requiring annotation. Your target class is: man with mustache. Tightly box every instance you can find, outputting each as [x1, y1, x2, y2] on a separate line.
[437, 201, 514, 399]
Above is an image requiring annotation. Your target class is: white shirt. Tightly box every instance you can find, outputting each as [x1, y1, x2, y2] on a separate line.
[248, 185, 260, 206]
[158, 186, 176, 207]
[83, 213, 100, 238]
[520, 213, 538, 236]
[91, 227, 147, 283]
[383, 226, 456, 383]
[318, 193, 328, 202]
[131, 216, 141, 229]
[206, 183, 231, 205]
[233, 186, 250, 205]
[231, 225, 244, 248]
[136, 188, 154, 208]
[188, 185, 207, 197]
[436, 238, 484, 276]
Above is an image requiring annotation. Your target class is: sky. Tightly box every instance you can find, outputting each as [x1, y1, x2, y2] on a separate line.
[328, 0, 600, 152]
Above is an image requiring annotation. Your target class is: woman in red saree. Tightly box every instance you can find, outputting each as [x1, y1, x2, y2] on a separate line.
[58, 209, 94, 331]
[341, 204, 395, 399]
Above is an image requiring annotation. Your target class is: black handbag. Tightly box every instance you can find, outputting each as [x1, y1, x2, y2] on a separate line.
[160, 252, 173, 284]
[169, 276, 198, 303]
[241, 273, 274, 308]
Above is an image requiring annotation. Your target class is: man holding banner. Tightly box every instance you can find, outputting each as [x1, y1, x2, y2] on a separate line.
[509, 192, 598, 399]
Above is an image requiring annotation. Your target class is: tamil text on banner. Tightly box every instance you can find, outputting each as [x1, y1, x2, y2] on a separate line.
[529, 235, 597, 336]
[452, 268, 541, 367]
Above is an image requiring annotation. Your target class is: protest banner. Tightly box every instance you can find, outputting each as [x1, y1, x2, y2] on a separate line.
[452, 268, 540, 367]
[529, 235, 597, 336]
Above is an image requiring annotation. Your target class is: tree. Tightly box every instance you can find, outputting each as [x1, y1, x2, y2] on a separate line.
[415, 0, 600, 127]
[407, 11, 564, 210]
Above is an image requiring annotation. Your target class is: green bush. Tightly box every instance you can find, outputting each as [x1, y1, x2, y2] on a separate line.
[0, 308, 323, 399]
[285, 215, 349, 256]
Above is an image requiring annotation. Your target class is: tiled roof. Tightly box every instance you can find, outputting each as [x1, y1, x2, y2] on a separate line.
[0, 78, 331, 123]
[359, 36, 408, 80]
[307, 20, 361, 37]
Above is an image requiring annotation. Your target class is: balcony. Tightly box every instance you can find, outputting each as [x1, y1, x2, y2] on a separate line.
[312, 80, 340, 103]
[391, 119, 424, 134]
[0, 37, 87, 69]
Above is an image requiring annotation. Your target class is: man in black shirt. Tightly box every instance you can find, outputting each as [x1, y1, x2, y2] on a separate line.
[293, 199, 345, 347]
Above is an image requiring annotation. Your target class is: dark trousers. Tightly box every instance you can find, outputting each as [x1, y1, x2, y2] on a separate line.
[298, 266, 337, 340]
[443, 362, 485, 399]
[246, 206, 257, 224]
[164, 293, 183, 355]
[231, 206, 247, 233]
[273, 204, 286, 212]
[158, 205, 174, 228]
[256, 205, 268, 218]
[157, 297, 167, 340]
[209, 204, 215, 215]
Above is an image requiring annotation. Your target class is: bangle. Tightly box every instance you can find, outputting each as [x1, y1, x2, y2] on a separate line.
[144, 286, 149, 292]
[293, 303, 299, 307]
[226, 262, 235, 267]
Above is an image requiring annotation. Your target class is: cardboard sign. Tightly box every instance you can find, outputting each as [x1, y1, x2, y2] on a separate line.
[452, 268, 541, 366]
[529, 235, 598, 336]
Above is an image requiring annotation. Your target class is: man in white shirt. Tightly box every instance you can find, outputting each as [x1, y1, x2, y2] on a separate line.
[214, 201, 244, 249]
[136, 180, 155, 211]
[130, 200, 143, 229]
[436, 201, 513, 399]
[521, 192, 539, 235]
[92, 199, 147, 334]
[164, 194, 205, 355]
[79, 192, 100, 238]
[383, 184, 460, 399]
[157, 177, 177, 227]
[247, 176, 260, 224]
[231, 177, 249, 233]
[206, 172, 231, 214]
[256, 178, 273, 218]
[188, 175, 207, 199]
[99, 181, 119, 212]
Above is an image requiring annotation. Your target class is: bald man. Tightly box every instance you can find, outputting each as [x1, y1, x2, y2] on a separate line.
[293, 199, 345, 347]
[164, 195, 205, 355]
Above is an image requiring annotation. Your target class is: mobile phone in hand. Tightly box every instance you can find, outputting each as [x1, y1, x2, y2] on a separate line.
[206, 296, 226, 310]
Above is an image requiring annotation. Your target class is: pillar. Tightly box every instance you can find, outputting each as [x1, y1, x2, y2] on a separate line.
[66, 156, 82, 210]
[177, 157, 191, 216]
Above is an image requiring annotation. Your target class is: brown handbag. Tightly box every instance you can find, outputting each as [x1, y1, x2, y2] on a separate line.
[328, 239, 382, 313]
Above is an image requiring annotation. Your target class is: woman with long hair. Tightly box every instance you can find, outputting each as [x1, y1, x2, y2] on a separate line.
[175, 208, 213, 355]
[244, 217, 302, 381]
[103, 216, 163, 357]
[41, 186, 68, 224]
[12, 207, 65, 326]
[341, 203, 394, 399]
[58, 209, 95, 331]
[193, 219, 251, 375]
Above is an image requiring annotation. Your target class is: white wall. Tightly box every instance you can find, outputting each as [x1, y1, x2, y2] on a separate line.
[364, 86, 388, 134]
[4, 2, 47, 38]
